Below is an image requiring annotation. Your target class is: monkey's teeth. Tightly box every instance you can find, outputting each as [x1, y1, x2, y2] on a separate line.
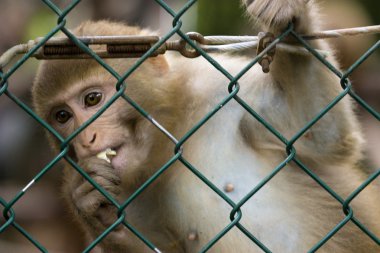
[96, 148, 117, 163]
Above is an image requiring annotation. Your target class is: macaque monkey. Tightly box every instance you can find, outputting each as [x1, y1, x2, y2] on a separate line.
[32, 0, 380, 252]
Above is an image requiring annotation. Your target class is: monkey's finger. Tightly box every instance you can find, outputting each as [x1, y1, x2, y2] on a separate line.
[95, 204, 125, 229]
[75, 190, 105, 215]
[75, 188, 120, 214]
[72, 176, 122, 203]
[78, 156, 115, 172]
[85, 168, 122, 186]
[77, 158, 121, 184]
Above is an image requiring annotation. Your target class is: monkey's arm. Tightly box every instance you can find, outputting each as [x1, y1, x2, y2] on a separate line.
[62, 158, 130, 252]
[240, 0, 364, 165]
[242, 0, 314, 34]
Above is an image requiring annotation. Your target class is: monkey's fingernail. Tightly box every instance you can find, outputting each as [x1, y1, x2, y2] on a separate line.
[96, 148, 117, 163]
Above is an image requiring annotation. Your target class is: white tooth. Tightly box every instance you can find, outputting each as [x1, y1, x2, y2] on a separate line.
[96, 148, 117, 163]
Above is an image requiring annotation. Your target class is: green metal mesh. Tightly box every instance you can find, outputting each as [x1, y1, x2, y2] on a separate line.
[0, 0, 379, 252]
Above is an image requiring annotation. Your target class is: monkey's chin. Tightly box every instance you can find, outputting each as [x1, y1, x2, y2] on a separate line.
[111, 155, 124, 172]
[110, 146, 128, 173]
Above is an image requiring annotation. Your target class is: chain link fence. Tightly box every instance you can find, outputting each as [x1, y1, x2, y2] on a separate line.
[0, 0, 379, 252]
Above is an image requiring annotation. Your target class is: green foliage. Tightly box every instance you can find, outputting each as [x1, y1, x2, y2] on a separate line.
[23, 9, 57, 41]
[197, 0, 250, 35]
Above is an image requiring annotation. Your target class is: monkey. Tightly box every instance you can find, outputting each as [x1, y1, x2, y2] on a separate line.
[32, 0, 380, 252]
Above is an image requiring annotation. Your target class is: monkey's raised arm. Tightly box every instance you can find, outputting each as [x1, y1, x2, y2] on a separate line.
[243, 0, 315, 34]
[239, 0, 363, 166]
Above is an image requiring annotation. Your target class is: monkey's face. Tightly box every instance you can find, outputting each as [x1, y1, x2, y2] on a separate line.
[44, 75, 145, 174]
[33, 55, 173, 180]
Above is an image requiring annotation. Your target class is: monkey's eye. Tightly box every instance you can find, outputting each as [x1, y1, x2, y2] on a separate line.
[84, 92, 102, 107]
[55, 110, 72, 124]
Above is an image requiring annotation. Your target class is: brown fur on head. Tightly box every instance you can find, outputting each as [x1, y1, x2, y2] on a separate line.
[32, 20, 165, 116]
[32, 20, 176, 151]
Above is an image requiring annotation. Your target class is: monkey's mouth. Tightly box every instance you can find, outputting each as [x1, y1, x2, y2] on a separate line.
[94, 143, 127, 171]
[96, 148, 117, 163]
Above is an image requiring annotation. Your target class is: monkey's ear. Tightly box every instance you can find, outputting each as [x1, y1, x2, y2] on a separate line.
[147, 55, 169, 73]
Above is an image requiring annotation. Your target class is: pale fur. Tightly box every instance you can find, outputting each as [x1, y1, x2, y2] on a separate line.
[32, 0, 379, 252]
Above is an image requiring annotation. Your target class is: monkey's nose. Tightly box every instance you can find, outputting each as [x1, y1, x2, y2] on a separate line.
[89, 133, 97, 144]
[80, 132, 97, 148]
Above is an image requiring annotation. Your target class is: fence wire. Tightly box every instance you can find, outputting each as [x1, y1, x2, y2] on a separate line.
[0, 0, 379, 252]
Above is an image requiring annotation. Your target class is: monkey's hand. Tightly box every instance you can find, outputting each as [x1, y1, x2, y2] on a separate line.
[243, 0, 310, 33]
[64, 157, 127, 243]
